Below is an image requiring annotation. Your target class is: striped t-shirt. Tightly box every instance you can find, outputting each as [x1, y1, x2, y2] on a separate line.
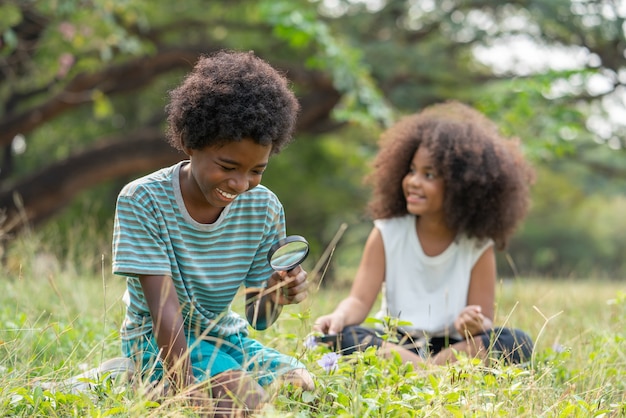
[112, 161, 285, 343]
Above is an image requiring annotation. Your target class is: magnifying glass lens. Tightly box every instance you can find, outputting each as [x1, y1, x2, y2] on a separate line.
[268, 235, 309, 271]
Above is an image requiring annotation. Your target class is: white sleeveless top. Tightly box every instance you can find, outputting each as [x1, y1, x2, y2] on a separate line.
[374, 215, 492, 339]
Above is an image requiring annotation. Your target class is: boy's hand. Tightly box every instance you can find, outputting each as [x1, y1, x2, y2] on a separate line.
[268, 266, 308, 305]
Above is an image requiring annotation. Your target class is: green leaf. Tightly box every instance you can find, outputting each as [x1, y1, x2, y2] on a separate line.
[0, 3, 22, 31]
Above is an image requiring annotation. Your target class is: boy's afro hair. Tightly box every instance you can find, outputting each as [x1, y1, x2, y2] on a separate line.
[165, 50, 299, 153]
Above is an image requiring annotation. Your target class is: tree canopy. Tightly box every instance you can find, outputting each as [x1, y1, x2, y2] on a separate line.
[1, 0, 625, 278]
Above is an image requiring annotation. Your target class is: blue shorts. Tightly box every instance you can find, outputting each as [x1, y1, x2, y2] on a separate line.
[122, 332, 306, 386]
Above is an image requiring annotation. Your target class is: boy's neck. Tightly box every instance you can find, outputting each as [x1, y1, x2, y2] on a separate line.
[179, 162, 224, 224]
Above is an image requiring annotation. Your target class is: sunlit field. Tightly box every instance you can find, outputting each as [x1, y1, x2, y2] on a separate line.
[1, 246, 624, 417]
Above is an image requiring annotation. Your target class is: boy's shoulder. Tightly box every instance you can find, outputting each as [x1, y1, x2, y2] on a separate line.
[246, 184, 275, 197]
[119, 163, 179, 198]
[239, 184, 281, 206]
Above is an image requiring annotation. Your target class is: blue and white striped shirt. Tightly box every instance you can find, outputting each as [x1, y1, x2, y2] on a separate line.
[112, 161, 285, 343]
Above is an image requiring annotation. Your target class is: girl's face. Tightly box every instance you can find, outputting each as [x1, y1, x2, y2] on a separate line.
[402, 146, 445, 218]
[183, 137, 271, 215]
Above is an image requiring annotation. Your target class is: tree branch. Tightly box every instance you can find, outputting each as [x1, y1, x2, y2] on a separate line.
[0, 46, 215, 148]
[0, 129, 182, 236]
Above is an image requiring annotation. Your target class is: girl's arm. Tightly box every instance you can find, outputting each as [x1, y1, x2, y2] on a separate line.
[139, 275, 195, 388]
[314, 227, 386, 335]
[455, 246, 496, 336]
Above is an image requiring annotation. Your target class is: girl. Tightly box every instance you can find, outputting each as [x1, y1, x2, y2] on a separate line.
[314, 101, 535, 366]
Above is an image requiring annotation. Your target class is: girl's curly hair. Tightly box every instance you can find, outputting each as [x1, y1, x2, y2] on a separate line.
[165, 50, 299, 153]
[367, 101, 535, 249]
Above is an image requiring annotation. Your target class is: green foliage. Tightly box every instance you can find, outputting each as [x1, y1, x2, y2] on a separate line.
[263, 128, 377, 272]
[2, 0, 626, 281]
[474, 71, 590, 160]
[1, 248, 625, 417]
[506, 166, 626, 277]
[0, 3, 21, 54]
[260, 1, 395, 128]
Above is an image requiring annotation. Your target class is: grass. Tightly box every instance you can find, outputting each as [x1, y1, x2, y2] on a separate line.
[0, 250, 624, 417]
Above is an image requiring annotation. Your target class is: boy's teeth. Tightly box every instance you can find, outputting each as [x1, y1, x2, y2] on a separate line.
[218, 189, 236, 199]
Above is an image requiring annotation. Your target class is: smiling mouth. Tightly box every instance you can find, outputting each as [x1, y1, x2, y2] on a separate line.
[406, 192, 425, 202]
[217, 188, 237, 200]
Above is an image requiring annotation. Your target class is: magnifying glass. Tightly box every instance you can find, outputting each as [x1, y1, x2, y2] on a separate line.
[267, 235, 310, 271]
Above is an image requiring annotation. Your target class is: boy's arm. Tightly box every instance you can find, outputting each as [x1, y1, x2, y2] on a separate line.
[139, 275, 195, 388]
[245, 285, 282, 331]
[245, 267, 308, 330]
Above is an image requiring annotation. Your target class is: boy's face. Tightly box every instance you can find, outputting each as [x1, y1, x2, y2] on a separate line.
[183, 138, 271, 212]
[402, 146, 445, 218]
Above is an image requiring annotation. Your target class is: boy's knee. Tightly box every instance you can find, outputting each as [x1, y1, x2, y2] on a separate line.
[280, 368, 315, 391]
[210, 370, 267, 416]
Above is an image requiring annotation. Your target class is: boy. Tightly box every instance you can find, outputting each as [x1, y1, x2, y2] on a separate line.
[112, 50, 313, 416]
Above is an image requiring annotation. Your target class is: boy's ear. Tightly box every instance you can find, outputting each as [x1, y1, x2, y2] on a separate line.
[178, 134, 191, 155]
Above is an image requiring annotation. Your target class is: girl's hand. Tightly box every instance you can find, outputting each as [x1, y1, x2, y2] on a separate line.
[313, 313, 345, 336]
[268, 266, 308, 305]
[454, 305, 485, 337]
